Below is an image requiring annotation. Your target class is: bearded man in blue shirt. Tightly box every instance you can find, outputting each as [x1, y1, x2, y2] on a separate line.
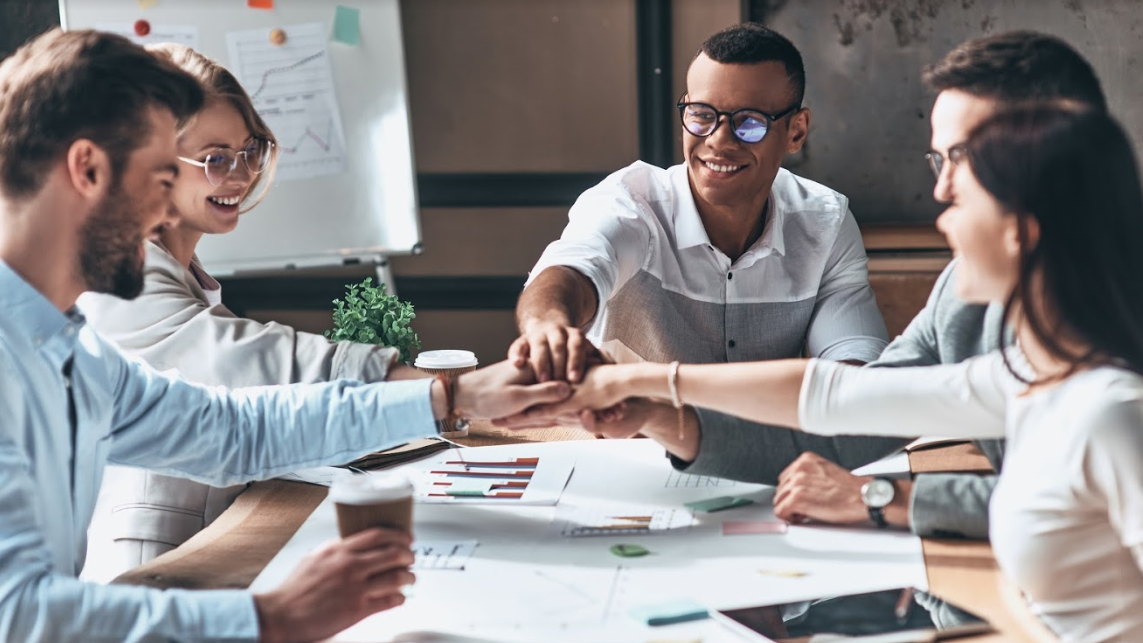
[0, 29, 569, 643]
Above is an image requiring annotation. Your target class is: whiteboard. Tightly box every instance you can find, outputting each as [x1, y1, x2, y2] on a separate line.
[60, 0, 421, 276]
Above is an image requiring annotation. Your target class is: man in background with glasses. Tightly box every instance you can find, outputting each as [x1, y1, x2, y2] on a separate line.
[511, 22, 899, 471]
[757, 32, 1109, 542]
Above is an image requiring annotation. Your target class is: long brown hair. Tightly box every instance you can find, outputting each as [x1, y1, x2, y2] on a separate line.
[966, 105, 1143, 380]
[146, 43, 277, 213]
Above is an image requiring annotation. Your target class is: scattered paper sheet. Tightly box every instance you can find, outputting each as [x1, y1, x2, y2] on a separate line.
[412, 540, 477, 571]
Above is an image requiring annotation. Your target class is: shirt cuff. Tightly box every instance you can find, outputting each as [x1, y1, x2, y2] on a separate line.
[170, 589, 260, 642]
[375, 378, 439, 445]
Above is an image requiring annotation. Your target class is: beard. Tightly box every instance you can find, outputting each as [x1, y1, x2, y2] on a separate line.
[77, 179, 148, 300]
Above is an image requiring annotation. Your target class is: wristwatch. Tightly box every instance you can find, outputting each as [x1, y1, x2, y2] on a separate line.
[860, 477, 896, 528]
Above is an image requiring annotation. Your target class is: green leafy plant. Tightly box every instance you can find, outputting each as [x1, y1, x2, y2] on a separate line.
[326, 278, 421, 363]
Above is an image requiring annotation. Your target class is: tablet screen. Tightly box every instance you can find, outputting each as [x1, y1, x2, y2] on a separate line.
[714, 587, 992, 642]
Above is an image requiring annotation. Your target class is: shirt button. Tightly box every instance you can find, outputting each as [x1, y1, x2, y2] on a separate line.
[727, 272, 733, 280]
[728, 340, 736, 348]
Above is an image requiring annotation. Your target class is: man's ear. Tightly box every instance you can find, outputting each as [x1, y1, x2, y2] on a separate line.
[785, 107, 810, 154]
[65, 139, 112, 200]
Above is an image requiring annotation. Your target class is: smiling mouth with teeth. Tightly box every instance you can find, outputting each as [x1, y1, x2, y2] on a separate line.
[702, 160, 744, 173]
[208, 195, 242, 206]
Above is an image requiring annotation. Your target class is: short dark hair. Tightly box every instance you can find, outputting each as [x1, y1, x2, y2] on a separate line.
[697, 22, 805, 107]
[966, 105, 1143, 379]
[923, 31, 1106, 111]
[0, 28, 205, 200]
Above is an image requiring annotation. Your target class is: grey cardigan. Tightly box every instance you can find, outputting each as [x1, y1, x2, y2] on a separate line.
[678, 258, 1004, 540]
[77, 241, 399, 579]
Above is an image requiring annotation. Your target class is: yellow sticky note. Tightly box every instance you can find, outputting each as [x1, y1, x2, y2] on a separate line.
[137, 0, 159, 8]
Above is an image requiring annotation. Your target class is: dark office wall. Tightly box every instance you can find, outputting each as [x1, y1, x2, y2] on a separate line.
[757, 0, 1143, 223]
[0, 0, 58, 59]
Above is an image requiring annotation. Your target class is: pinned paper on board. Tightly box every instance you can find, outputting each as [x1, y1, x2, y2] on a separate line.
[226, 22, 347, 182]
[136, 0, 158, 8]
[95, 22, 198, 49]
[332, 5, 361, 45]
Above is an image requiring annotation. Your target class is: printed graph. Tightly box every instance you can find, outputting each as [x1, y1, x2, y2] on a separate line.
[412, 540, 477, 571]
[226, 23, 347, 182]
[663, 470, 740, 489]
[423, 457, 539, 500]
[554, 505, 695, 537]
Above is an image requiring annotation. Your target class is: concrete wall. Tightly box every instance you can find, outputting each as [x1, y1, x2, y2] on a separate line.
[756, 0, 1143, 223]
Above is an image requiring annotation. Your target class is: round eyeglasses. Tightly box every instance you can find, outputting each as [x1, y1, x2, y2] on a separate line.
[677, 100, 800, 144]
[178, 138, 275, 186]
[925, 144, 969, 180]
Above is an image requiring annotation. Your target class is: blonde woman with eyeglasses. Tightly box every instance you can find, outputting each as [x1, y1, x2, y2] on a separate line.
[77, 43, 426, 582]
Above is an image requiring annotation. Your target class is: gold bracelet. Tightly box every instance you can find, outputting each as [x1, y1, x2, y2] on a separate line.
[667, 361, 684, 441]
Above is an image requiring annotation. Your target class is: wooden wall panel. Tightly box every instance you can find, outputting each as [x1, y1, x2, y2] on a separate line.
[401, 0, 639, 173]
[390, 207, 568, 277]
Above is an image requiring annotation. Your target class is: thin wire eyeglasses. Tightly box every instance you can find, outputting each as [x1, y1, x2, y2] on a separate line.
[178, 139, 275, 186]
[925, 143, 969, 180]
[676, 99, 801, 144]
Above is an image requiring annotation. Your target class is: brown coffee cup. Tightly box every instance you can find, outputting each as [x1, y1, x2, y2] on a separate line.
[414, 350, 479, 438]
[330, 471, 415, 537]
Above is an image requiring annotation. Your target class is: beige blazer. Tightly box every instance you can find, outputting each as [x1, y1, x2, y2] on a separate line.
[78, 241, 398, 581]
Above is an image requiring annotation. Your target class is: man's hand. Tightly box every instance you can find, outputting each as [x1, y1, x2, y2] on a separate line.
[255, 528, 415, 643]
[773, 452, 872, 525]
[451, 359, 571, 420]
[509, 321, 591, 383]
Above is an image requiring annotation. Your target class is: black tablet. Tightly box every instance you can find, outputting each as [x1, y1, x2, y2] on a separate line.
[711, 587, 992, 642]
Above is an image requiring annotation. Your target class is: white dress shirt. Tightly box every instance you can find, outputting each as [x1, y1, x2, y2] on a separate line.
[528, 161, 888, 364]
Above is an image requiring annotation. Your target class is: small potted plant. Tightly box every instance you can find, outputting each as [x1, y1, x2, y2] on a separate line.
[326, 277, 421, 363]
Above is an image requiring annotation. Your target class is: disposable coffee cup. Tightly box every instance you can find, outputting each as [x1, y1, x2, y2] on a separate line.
[414, 350, 479, 438]
[330, 470, 415, 538]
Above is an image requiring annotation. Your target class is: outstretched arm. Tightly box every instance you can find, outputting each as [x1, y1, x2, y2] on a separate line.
[525, 355, 1011, 440]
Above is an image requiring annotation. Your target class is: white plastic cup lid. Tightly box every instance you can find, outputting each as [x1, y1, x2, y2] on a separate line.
[329, 470, 414, 505]
[414, 349, 478, 369]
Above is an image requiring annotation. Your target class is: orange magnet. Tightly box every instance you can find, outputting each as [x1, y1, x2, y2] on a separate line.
[134, 19, 151, 37]
[269, 28, 287, 46]
[248, 0, 274, 8]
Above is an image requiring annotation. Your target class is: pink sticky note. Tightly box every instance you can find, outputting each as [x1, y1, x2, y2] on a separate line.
[722, 520, 788, 535]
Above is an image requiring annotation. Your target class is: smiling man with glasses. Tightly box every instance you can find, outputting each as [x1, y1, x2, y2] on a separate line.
[511, 22, 896, 467]
[513, 24, 890, 418]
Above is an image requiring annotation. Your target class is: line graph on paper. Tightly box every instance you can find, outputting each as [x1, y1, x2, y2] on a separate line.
[663, 469, 740, 488]
[226, 23, 346, 182]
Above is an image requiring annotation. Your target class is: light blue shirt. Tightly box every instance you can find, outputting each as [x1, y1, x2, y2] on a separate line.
[0, 260, 437, 642]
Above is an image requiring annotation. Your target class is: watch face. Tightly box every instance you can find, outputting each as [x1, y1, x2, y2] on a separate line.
[862, 478, 895, 509]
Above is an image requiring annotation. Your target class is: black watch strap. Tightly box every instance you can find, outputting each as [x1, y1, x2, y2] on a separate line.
[868, 505, 888, 528]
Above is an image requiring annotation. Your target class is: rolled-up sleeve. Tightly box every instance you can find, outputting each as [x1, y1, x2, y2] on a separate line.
[526, 181, 652, 325]
[805, 210, 888, 363]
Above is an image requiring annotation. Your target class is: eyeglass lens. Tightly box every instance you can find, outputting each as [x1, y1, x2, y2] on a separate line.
[203, 140, 271, 185]
[681, 104, 770, 144]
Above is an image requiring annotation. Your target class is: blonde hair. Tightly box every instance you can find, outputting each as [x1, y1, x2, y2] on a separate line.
[146, 42, 277, 213]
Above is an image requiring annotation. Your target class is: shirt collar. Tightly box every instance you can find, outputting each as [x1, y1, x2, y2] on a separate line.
[671, 164, 787, 260]
[0, 260, 85, 368]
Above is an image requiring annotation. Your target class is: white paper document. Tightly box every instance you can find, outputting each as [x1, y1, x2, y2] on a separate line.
[412, 540, 477, 571]
[96, 23, 199, 49]
[251, 440, 927, 643]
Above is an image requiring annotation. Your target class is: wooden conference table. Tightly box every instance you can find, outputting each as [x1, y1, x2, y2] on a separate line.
[116, 423, 1052, 642]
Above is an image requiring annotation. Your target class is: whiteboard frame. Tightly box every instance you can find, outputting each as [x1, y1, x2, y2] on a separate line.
[59, 0, 422, 278]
